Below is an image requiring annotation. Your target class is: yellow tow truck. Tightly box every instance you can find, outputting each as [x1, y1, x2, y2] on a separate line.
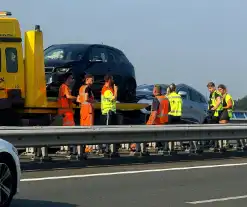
[0, 11, 148, 126]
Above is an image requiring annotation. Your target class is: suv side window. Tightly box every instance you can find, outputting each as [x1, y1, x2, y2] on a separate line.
[5, 48, 18, 73]
[115, 50, 129, 64]
[89, 47, 108, 62]
[107, 49, 119, 64]
[189, 89, 201, 103]
[199, 94, 207, 103]
[177, 87, 190, 100]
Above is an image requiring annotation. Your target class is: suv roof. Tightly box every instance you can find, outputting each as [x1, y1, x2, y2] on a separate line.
[44, 44, 124, 55]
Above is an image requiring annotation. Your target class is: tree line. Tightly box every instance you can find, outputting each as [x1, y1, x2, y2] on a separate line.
[234, 96, 247, 110]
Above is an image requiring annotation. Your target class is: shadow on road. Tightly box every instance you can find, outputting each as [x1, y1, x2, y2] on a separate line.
[20, 151, 247, 172]
[12, 199, 78, 207]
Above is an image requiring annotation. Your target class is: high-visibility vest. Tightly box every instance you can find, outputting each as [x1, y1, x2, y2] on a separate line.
[208, 90, 223, 117]
[167, 92, 182, 116]
[101, 85, 116, 115]
[156, 95, 169, 124]
[77, 85, 94, 115]
[223, 93, 234, 118]
[58, 83, 74, 115]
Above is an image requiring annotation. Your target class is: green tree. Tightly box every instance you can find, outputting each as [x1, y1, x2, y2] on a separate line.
[234, 96, 247, 110]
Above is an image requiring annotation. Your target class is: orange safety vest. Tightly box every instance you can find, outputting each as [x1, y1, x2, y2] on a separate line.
[77, 85, 94, 105]
[147, 95, 169, 125]
[57, 83, 75, 126]
[77, 85, 94, 125]
[156, 95, 169, 124]
[58, 83, 74, 115]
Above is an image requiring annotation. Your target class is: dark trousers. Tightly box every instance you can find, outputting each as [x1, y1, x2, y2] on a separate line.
[168, 115, 181, 124]
[101, 110, 117, 125]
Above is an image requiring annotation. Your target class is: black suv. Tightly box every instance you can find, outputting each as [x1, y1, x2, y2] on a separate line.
[44, 44, 137, 102]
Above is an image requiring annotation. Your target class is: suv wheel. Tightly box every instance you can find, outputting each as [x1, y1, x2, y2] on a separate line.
[0, 161, 15, 207]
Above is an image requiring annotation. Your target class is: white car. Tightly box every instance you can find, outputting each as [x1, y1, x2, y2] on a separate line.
[0, 139, 21, 207]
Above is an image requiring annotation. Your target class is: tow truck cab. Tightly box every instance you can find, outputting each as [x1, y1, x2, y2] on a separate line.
[0, 11, 48, 125]
[0, 11, 25, 109]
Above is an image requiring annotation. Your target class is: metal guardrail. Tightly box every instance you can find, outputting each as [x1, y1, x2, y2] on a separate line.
[231, 111, 247, 122]
[1, 124, 247, 148]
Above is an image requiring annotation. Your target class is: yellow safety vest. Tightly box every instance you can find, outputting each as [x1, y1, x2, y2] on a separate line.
[101, 89, 116, 115]
[224, 93, 234, 118]
[208, 90, 223, 117]
[167, 92, 182, 116]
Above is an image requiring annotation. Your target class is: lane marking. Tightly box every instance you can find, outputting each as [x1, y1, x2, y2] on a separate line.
[20, 162, 247, 182]
[186, 195, 247, 204]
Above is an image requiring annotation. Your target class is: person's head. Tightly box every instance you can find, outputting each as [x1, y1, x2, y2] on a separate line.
[84, 74, 94, 86]
[168, 83, 176, 93]
[63, 73, 74, 85]
[153, 84, 161, 96]
[166, 87, 170, 95]
[104, 74, 114, 87]
[207, 82, 216, 93]
[218, 84, 227, 95]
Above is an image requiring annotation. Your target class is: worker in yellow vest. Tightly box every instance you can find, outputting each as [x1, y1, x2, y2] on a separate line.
[217, 84, 234, 124]
[207, 82, 223, 150]
[207, 82, 223, 124]
[217, 84, 234, 149]
[166, 83, 183, 152]
[166, 83, 183, 124]
[100, 74, 118, 154]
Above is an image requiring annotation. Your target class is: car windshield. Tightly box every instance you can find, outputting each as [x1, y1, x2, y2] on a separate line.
[44, 45, 87, 61]
[137, 85, 154, 91]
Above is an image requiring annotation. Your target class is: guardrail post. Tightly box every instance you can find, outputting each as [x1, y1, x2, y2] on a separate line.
[130, 143, 149, 156]
[237, 139, 247, 151]
[168, 141, 175, 155]
[218, 140, 226, 152]
[41, 147, 51, 161]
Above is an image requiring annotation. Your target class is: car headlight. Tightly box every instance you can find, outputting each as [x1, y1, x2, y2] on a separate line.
[57, 68, 70, 73]
[12, 146, 18, 156]
[47, 76, 53, 84]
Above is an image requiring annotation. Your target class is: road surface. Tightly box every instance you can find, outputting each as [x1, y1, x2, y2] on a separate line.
[12, 158, 247, 207]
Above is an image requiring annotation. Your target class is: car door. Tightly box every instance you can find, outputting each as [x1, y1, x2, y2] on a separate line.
[176, 86, 192, 123]
[188, 88, 207, 123]
[85, 46, 109, 101]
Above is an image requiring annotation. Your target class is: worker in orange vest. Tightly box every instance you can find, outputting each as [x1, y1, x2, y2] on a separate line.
[77, 74, 95, 126]
[146, 84, 169, 125]
[58, 73, 77, 126]
[130, 85, 169, 152]
[77, 74, 95, 153]
[58, 73, 77, 153]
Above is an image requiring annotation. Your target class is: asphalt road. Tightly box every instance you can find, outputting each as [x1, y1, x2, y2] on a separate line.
[12, 158, 247, 207]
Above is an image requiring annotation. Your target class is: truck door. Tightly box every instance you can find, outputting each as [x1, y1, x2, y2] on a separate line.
[2, 44, 25, 102]
[0, 45, 7, 99]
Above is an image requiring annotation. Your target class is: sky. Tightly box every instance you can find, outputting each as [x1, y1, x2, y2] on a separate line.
[2, 0, 247, 99]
